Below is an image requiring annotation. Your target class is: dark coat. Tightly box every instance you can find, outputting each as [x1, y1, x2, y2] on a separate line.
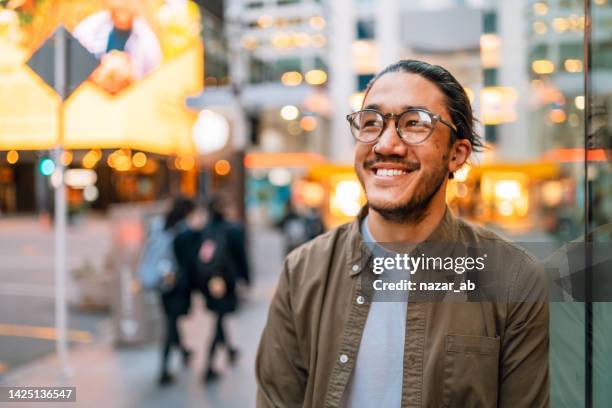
[176, 218, 250, 315]
[160, 223, 192, 317]
[197, 219, 250, 314]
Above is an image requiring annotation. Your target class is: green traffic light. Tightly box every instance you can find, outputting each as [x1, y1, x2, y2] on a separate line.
[40, 158, 55, 176]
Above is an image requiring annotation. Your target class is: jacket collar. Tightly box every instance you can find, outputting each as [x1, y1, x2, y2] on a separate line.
[346, 205, 460, 276]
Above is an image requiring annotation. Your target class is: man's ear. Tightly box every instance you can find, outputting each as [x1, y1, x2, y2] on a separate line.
[448, 138, 472, 174]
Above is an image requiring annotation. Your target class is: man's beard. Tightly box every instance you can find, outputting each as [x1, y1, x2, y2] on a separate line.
[367, 160, 448, 225]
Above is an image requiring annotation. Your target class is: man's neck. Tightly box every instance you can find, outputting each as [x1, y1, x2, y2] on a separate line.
[366, 198, 447, 244]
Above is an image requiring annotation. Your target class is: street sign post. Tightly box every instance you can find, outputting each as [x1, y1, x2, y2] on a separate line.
[27, 26, 98, 378]
[53, 27, 69, 378]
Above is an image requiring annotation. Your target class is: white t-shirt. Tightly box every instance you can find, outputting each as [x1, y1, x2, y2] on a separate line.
[343, 217, 408, 407]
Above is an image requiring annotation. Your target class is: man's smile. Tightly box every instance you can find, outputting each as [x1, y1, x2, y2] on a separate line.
[365, 160, 420, 180]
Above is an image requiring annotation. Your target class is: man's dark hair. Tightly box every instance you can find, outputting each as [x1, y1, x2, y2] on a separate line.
[207, 195, 226, 222]
[165, 196, 195, 230]
[365, 59, 484, 153]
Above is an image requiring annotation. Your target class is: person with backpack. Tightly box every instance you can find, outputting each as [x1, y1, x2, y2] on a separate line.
[193, 196, 249, 383]
[138, 197, 195, 385]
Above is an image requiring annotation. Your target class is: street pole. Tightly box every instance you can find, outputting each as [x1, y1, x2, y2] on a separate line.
[53, 27, 70, 378]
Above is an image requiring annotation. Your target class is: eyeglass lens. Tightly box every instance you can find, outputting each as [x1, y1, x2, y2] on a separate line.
[350, 110, 434, 144]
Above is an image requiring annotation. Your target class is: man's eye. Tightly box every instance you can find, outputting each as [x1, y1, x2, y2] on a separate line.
[362, 120, 380, 128]
[405, 120, 430, 129]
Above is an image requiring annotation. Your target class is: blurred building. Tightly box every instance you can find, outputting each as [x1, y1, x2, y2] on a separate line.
[186, 0, 502, 225]
[188, 0, 331, 223]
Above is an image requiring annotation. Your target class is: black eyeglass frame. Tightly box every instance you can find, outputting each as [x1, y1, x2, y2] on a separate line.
[346, 108, 458, 145]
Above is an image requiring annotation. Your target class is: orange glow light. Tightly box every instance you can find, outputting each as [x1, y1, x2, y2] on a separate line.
[82, 150, 100, 169]
[132, 152, 147, 168]
[549, 109, 567, 124]
[7, 150, 19, 164]
[281, 71, 303, 86]
[532, 59, 555, 74]
[61, 150, 73, 166]
[300, 116, 318, 131]
[214, 159, 231, 176]
[177, 156, 195, 171]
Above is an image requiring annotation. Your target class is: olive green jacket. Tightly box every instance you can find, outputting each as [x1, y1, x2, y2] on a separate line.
[256, 207, 549, 407]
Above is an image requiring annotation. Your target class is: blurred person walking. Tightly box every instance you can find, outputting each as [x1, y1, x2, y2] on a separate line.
[304, 206, 325, 241]
[280, 203, 325, 254]
[279, 203, 308, 255]
[193, 197, 249, 383]
[138, 197, 195, 386]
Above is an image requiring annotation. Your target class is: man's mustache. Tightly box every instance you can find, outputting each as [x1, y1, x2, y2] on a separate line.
[363, 154, 421, 171]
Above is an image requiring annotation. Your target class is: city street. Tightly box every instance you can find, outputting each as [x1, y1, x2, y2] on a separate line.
[1, 0, 610, 405]
[0, 216, 284, 407]
[0, 215, 112, 373]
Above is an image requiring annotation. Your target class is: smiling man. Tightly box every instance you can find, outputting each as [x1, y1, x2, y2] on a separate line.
[256, 60, 549, 407]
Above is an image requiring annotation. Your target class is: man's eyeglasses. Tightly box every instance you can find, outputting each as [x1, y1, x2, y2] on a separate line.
[346, 108, 457, 145]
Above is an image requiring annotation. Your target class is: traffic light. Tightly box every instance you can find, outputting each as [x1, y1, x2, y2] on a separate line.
[39, 157, 55, 176]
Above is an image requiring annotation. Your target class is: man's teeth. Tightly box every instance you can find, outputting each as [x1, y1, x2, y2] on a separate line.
[375, 168, 407, 176]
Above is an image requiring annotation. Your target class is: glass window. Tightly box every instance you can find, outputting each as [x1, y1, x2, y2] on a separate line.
[588, 3, 612, 404]
[278, 0, 301, 5]
[276, 57, 302, 73]
[357, 74, 374, 91]
[357, 19, 375, 40]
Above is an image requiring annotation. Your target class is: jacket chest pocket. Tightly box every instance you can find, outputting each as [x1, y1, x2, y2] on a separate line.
[442, 334, 500, 408]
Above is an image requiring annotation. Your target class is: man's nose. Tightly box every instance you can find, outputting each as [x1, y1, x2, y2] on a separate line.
[374, 119, 408, 156]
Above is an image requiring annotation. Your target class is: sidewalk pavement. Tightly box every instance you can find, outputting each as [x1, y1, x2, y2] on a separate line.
[0, 226, 283, 408]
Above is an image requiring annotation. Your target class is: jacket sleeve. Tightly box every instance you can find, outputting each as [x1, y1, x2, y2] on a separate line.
[256, 258, 307, 408]
[499, 256, 550, 407]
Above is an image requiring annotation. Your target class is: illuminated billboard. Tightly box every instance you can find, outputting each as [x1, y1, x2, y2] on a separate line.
[0, 0, 203, 155]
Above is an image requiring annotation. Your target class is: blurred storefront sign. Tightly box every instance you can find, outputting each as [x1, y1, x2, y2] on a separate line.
[307, 164, 366, 228]
[244, 152, 326, 169]
[63, 42, 202, 155]
[0, 65, 60, 149]
[448, 161, 560, 231]
[64, 168, 97, 189]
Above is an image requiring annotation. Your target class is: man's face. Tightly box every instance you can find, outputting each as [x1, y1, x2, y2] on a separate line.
[108, 0, 136, 30]
[354, 72, 458, 222]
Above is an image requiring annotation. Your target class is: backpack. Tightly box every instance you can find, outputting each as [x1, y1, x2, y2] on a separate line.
[194, 223, 234, 295]
[137, 216, 179, 292]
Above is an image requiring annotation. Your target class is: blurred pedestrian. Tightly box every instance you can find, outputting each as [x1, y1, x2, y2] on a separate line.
[304, 206, 325, 241]
[193, 196, 248, 383]
[279, 202, 308, 255]
[138, 196, 195, 386]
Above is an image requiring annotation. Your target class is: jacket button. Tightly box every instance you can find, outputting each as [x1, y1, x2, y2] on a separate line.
[339, 354, 349, 364]
[351, 264, 360, 272]
[356, 295, 365, 305]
